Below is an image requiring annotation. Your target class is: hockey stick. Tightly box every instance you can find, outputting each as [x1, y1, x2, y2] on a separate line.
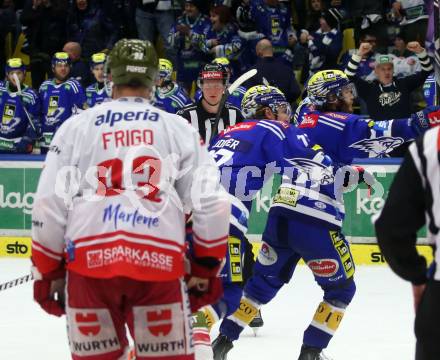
[12, 73, 38, 134]
[209, 68, 258, 142]
[0, 273, 33, 292]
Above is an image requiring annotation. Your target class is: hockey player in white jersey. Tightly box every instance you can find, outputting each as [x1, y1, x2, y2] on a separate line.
[31, 39, 231, 360]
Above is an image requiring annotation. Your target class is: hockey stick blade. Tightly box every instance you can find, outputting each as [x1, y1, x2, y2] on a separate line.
[209, 69, 258, 142]
[0, 273, 33, 292]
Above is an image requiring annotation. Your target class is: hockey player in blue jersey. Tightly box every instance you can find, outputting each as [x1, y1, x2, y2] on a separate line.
[152, 58, 192, 114]
[423, 73, 437, 106]
[85, 53, 110, 108]
[39, 52, 86, 153]
[0, 58, 40, 154]
[190, 84, 334, 360]
[194, 57, 246, 109]
[213, 70, 440, 360]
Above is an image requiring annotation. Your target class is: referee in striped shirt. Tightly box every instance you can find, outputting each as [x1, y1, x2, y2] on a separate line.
[375, 117, 440, 360]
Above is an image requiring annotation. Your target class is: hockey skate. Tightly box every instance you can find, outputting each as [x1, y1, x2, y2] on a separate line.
[248, 309, 264, 336]
[298, 345, 333, 360]
[212, 334, 234, 360]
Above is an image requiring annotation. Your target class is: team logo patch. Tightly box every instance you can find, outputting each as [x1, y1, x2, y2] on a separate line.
[48, 96, 59, 116]
[86, 250, 103, 268]
[299, 114, 319, 128]
[133, 303, 188, 356]
[258, 242, 278, 266]
[307, 259, 339, 277]
[349, 136, 404, 157]
[67, 308, 120, 356]
[2, 104, 16, 124]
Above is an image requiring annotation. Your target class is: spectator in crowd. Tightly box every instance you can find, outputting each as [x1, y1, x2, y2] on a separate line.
[0, 58, 40, 154]
[177, 63, 243, 142]
[301, 8, 342, 77]
[346, 1, 388, 53]
[391, 36, 422, 78]
[85, 52, 109, 108]
[305, 0, 326, 33]
[20, 0, 68, 89]
[39, 52, 86, 153]
[390, 0, 428, 44]
[345, 41, 433, 120]
[100, 0, 137, 39]
[233, 0, 260, 72]
[63, 41, 91, 87]
[340, 31, 378, 81]
[244, 38, 301, 105]
[135, 0, 176, 63]
[392, 34, 413, 58]
[199, 5, 242, 73]
[168, 0, 211, 94]
[152, 57, 192, 114]
[248, 0, 298, 67]
[66, 0, 118, 58]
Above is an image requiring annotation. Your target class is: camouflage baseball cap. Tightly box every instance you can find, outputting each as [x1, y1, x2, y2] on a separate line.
[107, 39, 158, 87]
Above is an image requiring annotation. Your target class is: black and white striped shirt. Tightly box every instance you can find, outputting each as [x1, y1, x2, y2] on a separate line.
[375, 126, 440, 284]
[177, 100, 244, 142]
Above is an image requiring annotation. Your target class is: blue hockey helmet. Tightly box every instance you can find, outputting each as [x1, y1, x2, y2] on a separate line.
[306, 69, 355, 107]
[241, 85, 291, 120]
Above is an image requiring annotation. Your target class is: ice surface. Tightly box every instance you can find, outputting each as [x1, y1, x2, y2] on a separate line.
[0, 259, 415, 359]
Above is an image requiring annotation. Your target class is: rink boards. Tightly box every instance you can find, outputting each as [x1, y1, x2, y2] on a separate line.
[0, 156, 431, 265]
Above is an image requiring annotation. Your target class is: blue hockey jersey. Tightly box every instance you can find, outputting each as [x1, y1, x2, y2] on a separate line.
[168, 14, 211, 83]
[39, 78, 86, 148]
[250, 0, 296, 63]
[86, 82, 110, 108]
[209, 120, 332, 212]
[194, 85, 246, 110]
[424, 74, 436, 106]
[0, 82, 40, 153]
[271, 99, 424, 227]
[200, 23, 243, 61]
[153, 83, 192, 114]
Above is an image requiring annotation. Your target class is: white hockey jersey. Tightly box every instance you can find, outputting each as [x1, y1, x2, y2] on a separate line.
[31, 97, 231, 281]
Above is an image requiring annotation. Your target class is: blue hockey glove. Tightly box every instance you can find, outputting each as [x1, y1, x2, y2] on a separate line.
[410, 106, 440, 135]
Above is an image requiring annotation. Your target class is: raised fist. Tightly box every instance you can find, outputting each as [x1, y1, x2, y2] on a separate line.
[357, 43, 372, 57]
[407, 41, 424, 54]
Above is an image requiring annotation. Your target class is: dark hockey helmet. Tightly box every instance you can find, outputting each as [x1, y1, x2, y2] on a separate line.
[107, 39, 158, 88]
[197, 63, 229, 88]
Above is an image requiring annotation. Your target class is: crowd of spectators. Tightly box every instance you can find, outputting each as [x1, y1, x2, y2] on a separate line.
[0, 0, 437, 155]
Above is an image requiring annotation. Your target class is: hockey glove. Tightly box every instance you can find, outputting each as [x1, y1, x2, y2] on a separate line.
[410, 106, 440, 135]
[32, 265, 66, 317]
[186, 257, 224, 313]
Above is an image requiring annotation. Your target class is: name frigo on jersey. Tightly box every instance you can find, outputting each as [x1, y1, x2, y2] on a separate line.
[95, 109, 159, 127]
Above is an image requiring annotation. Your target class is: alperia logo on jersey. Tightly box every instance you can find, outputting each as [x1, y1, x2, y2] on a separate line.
[95, 109, 159, 127]
[0, 184, 34, 215]
[2, 104, 16, 124]
[48, 96, 59, 116]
